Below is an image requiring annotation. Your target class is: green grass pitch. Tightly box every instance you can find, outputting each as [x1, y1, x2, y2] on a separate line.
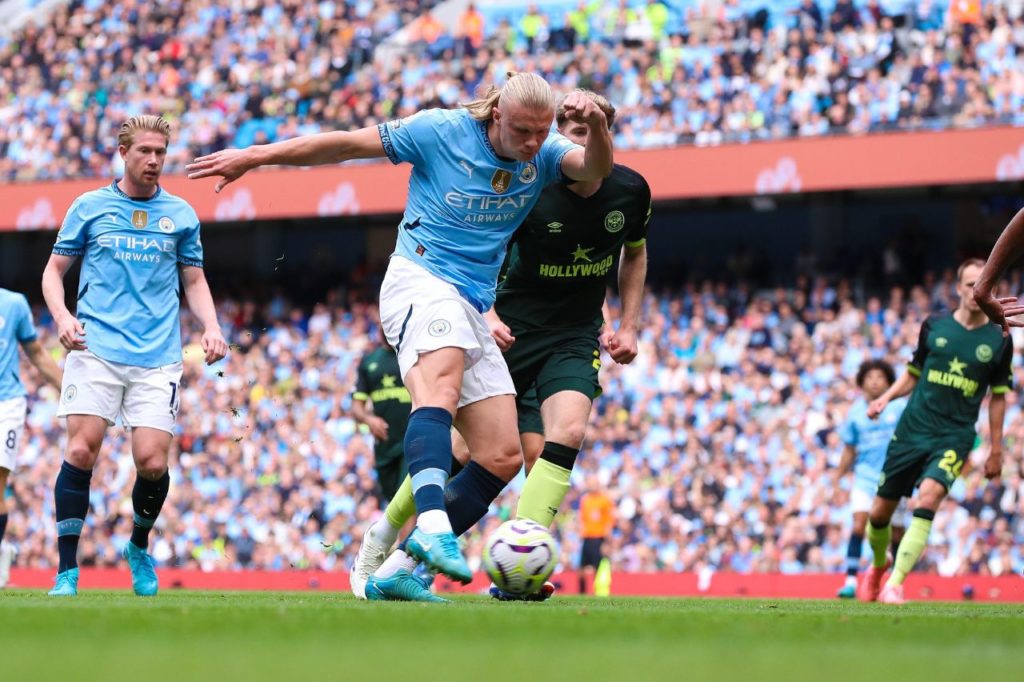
[1, 591, 1022, 681]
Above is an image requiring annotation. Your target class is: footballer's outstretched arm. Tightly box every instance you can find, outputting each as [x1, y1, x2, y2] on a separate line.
[185, 126, 387, 192]
[180, 265, 228, 365]
[42, 253, 86, 352]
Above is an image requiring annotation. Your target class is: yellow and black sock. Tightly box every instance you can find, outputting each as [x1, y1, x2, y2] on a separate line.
[888, 509, 934, 586]
[516, 442, 578, 527]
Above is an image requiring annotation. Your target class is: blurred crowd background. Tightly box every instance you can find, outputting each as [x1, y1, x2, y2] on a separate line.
[2, 0, 1023, 180]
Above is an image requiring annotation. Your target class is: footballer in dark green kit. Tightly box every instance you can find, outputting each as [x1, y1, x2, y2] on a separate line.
[859, 259, 1011, 604]
[485, 90, 651, 533]
[352, 343, 411, 500]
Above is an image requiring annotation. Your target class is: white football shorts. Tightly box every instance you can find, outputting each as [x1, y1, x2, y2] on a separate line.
[57, 350, 183, 434]
[0, 396, 27, 472]
[379, 255, 515, 408]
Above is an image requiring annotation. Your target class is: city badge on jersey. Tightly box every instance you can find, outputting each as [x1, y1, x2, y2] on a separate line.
[519, 163, 537, 184]
[428, 319, 451, 337]
[604, 210, 625, 233]
[491, 169, 513, 194]
[131, 210, 148, 229]
[158, 216, 175, 233]
[976, 344, 993, 363]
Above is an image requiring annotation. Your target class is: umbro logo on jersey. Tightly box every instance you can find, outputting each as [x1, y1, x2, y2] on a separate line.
[491, 169, 513, 194]
[547, 222, 563, 233]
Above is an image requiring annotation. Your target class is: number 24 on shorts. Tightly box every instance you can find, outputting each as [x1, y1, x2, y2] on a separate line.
[938, 450, 964, 481]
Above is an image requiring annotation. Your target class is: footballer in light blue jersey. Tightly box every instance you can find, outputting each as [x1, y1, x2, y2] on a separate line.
[0, 287, 62, 579]
[43, 115, 227, 598]
[187, 78, 614, 598]
[835, 359, 905, 599]
[378, 108, 577, 312]
[52, 181, 203, 368]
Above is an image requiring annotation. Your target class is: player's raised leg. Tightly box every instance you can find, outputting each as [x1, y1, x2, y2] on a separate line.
[49, 415, 105, 596]
[122, 425, 173, 597]
[517, 390, 591, 527]
[858, 494, 898, 602]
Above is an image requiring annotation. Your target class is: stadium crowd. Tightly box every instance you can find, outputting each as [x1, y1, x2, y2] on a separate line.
[5, 268, 1024, 579]
[2, 0, 1024, 181]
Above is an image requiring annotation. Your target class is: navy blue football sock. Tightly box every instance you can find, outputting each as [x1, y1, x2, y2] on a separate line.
[55, 461, 92, 573]
[0, 513, 7, 545]
[405, 407, 454, 516]
[845, 532, 863, 577]
[445, 461, 509, 536]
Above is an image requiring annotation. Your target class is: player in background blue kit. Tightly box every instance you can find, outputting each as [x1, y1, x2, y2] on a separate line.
[188, 74, 613, 601]
[41, 116, 228, 597]
[0, 288, 63, 589]
[835, 360, 907, 599]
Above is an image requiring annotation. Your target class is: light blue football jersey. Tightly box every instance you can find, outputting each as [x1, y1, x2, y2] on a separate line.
[53, 182, 204, 368]
[377, 108, 580, 312]
[0, 288, 37, 401]
[839, 396, 908, 491]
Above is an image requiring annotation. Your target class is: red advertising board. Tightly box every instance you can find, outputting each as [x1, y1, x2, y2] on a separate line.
[3, 126, 1022, 232]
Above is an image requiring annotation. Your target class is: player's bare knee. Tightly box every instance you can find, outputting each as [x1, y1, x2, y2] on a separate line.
[65, 440, 99, 470]
[487, 442, 524, 481]
[134, 456, 168, 480]
[549, 422, 586, 450]
[420, 383, 460, 413]
[916, 487, 945, 512]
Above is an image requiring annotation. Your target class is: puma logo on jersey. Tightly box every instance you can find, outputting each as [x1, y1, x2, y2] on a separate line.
[459, 161, 474, 178]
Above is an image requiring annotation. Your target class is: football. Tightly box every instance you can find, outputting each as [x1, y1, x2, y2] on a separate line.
[482, 519, 559, 596]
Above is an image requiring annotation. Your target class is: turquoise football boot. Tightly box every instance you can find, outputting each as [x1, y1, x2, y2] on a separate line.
[48, 568, 79, 597]
[406, 528, 472, 584]
[365, 569, 447, 603]
[122, 542, 159, 596]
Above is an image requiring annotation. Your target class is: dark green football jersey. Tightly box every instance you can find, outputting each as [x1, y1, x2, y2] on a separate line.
[495, 164, 651, 330]
[896, 314, 1013, 439]
[352, 346, 411, 458]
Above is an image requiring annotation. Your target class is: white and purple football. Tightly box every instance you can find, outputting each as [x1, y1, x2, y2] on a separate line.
[482, 519, 559, 596]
